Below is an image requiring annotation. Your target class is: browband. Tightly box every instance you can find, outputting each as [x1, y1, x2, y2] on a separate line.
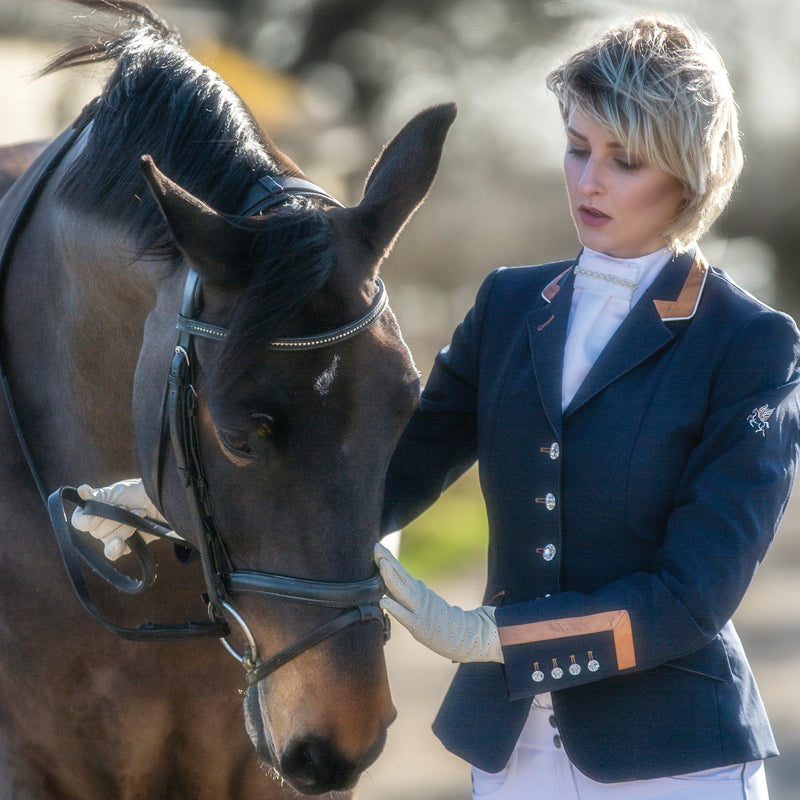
[175, 277, 388, 350]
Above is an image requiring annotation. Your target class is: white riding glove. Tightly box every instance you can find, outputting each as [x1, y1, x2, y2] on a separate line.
[71, 479, 180, 561]
[374, 542, 503, 663]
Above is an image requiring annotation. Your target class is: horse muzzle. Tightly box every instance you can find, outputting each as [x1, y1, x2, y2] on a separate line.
[244, 678, 392, 796]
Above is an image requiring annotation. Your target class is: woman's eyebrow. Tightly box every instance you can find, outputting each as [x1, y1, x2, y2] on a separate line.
[566, 126, 624, 150]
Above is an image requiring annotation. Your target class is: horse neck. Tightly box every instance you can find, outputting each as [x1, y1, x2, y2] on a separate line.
[1, 187, 156, 489]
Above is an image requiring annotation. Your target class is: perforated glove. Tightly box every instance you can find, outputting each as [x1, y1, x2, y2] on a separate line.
[71, 479, 179, 561]
[374, 542, 503, 663]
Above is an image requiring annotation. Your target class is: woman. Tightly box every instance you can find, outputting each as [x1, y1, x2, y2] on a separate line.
[375, 15, 800, 800]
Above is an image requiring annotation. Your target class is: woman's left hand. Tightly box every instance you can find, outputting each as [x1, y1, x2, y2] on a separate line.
[374, 542, 503, 663]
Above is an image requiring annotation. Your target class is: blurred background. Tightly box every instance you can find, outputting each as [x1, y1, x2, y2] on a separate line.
[0, 0, 798, 797]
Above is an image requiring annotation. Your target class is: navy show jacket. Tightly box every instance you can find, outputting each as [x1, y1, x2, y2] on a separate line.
[382, 249, 800, 782]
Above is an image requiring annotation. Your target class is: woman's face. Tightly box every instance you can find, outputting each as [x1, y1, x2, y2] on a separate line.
[563, 107, 688, 259]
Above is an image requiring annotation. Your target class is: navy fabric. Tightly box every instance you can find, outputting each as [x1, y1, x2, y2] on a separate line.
[383, 250, 800, 782]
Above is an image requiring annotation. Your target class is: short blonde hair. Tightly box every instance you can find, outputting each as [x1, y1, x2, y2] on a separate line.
[546, 16, 742, 252]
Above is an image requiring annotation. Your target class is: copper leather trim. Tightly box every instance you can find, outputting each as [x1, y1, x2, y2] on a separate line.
[541, 268, 571, 303]
[537, 314, 555, 331]
[498, 610, 636, 671]
[653, 251, 708, 321]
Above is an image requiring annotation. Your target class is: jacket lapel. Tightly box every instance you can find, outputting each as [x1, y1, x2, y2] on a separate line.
[526, 266, 575, 438]
[564, 249, 707, 417]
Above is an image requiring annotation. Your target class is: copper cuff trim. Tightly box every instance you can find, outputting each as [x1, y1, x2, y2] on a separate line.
[498, 610, 636, 671]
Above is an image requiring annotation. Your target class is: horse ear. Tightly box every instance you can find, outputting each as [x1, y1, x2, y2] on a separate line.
[140, 155, 249, 285]
[350, 103, 457, 264]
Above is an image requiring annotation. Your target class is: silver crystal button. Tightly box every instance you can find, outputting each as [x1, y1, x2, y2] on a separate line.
[588, 659, 600, 673]
[545, 493, 556, 511]
[551, 667, 564, 680]
[542, 544, 556, 561]
[549, 443, 560, 460]
[532, 670, 545, 683]
[569, 663, 582, 676]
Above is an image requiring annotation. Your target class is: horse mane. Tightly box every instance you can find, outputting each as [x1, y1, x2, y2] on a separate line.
[44, 0, 336, 376]
[45, 0, 300, 249]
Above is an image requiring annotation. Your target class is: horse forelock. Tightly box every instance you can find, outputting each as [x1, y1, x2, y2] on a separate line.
[210, 208, 336, 394]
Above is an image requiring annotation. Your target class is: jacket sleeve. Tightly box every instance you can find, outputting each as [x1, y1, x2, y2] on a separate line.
[382, 269, 503, 533]
[495, 308, 800, 700]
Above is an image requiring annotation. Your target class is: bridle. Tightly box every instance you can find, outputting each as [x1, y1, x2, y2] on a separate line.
[149, 244, 390, 685]
[1, 105, 391, 685]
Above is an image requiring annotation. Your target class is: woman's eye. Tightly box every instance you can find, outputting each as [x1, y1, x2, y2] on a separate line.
[617, 159, 642, 171]
[566, 146, 589, 158]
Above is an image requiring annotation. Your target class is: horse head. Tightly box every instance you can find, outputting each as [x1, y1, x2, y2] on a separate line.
[129, 104, 455, 793]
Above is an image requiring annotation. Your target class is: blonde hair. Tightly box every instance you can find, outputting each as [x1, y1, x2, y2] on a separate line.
[546, 16, 743, 252]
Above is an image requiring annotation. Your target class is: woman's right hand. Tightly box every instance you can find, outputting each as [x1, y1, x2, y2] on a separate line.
[71, 478, 177, 561]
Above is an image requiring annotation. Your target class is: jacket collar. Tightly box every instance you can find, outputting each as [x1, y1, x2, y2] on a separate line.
[652, 249, 708, 321]
[526, 266, 575, 438]
[540, 248, 708, 319]
[527, 248, 708, 427]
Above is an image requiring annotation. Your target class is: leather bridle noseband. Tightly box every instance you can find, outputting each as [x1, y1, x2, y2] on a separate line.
[0, 108, 391, 685]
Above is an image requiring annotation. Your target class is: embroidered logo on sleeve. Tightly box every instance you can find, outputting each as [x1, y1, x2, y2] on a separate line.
[747, 404, 775, 436]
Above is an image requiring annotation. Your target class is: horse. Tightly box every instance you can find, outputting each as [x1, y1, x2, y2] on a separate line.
[0, 141, 48, 197]
[0, 1, 455, 797]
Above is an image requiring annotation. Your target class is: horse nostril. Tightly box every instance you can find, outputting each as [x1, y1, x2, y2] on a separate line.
[280, 737, 357, 794]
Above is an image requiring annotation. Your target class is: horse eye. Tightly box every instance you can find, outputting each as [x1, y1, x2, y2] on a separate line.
[217, 414, 275, 463]
[218, 428, 256, 461]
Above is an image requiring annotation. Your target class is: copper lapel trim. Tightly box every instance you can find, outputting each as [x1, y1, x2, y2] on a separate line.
[653, 251, 709, 321]
[541, 267, 571, 303]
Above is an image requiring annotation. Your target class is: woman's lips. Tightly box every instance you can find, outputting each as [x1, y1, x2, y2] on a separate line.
[578, 206, 611, 228]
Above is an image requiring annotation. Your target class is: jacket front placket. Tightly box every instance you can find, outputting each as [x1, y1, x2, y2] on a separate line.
[523, 267, 573, 597]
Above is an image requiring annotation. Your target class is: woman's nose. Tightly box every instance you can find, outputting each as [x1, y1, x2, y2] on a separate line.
[577, 157, 603, 195]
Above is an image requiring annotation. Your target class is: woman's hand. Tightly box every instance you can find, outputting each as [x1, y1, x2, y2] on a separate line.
[71, 479, 178, 561]
[374, 542, 503, 663]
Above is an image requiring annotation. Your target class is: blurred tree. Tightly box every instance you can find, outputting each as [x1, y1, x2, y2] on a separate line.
[202, 0, 571, 125]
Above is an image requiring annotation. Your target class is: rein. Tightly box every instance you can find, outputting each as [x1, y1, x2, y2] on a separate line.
[0, 106, 390, 682]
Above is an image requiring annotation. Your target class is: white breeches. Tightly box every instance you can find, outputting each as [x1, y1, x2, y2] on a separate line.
[471, 700, 768, 800]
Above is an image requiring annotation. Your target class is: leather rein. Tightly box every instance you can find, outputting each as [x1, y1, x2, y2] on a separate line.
[1, 106, 390, 685]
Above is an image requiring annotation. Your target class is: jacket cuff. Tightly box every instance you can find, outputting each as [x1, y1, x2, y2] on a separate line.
[497, 610, 636, 699]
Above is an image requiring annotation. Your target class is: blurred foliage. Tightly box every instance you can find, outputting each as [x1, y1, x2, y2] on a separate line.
[397, 467, 488, 581]
[192, 41, 303, 130]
